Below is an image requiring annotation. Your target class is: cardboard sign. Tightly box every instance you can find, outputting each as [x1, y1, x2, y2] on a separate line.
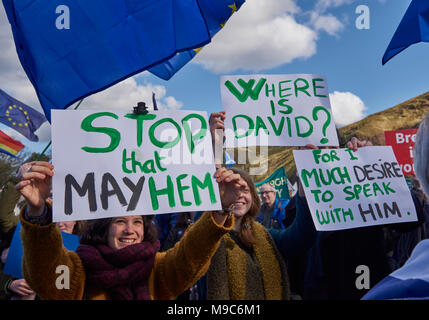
[255, 167, 290, 200]
[384, 129, 417, 175]
[3, 223, 80, 279]
[293, 146, 417, 231]
[221, 74, 339, 148]
[51, 109, 221, 222]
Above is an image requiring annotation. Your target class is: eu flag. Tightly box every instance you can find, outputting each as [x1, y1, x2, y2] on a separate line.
[2, 0, 246, 121]
[383, 0, 429, 65]
[0, 89, 47, 142]
[149, 0, 246, 80]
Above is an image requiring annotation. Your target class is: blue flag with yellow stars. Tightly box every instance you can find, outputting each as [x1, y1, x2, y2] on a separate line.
[149, 0, 246, 80]
[383, 0, 429, 65]
[0, 89, 47, 142]
[2, 0, 246, 121]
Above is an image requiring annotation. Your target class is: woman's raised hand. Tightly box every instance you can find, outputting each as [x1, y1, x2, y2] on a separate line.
[15, 161, 54, 217]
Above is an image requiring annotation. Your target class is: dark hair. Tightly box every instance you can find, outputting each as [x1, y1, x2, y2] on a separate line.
[79, 215, 158, 246]
[71, 221, 84, 236]
[230, 167, 261, 247]
[0, 226, 16, 253]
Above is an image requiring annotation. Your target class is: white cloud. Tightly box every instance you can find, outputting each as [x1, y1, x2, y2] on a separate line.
[310, 12, 344, 36]
[34, 122, 52, 142]
[329, 91, 367, 127]
[194, 0, 318, 73]
[80, 77, 183, 111]
[0, 8, 41, 109]
[315, 0, 357, 12]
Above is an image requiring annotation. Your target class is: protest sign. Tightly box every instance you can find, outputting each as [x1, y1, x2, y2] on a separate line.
[255, 167, 290, 200]
[384, 129, 417, 175]
[293, 146, 417, 231]
[51, 109, 221, 222]
[221, 74, 339, 148]
[3, 223, 80, 278]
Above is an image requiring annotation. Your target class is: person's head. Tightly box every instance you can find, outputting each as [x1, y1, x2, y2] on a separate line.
[229, 167, 261, 247]
[79, 215, 158, 250]
[57, 221, 76, 234]
[230, 167, 260, 219]
[259, 183, 277, 207]
[414, 112, 429, 197]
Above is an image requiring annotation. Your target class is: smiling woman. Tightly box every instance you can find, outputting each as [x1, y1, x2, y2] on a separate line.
[79, 215, 157, 250]
[15, 161, 240, 300]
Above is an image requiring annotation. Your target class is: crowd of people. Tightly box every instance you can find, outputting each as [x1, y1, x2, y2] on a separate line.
[1, 111, 429, 300]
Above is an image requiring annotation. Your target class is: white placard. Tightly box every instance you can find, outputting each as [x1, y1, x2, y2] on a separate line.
[221, 74, 339, 148]
[52, 109, 221, 222]
[293, 146, 417, 231]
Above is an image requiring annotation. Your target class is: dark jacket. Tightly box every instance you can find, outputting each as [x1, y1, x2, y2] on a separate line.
[257, 197, 290, 229]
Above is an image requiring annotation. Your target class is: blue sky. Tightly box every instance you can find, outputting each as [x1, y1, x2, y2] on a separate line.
[1, 0, 429, 155]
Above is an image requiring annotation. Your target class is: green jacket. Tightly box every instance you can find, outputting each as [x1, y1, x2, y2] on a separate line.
[0, 181, 20, 236]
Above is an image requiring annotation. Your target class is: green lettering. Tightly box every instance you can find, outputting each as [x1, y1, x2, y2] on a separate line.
[149, 118, 182, 149]
[81, 112, 120, 153]
[294, 78, 311, 97]
[343, 186, 355, 200]
[295, 116, 313, 138]
[125, 113, 157, 147]
[181, 113, 207, 154]
[176, 174, 192, 207]
[312, 78, 327, 98]
[267, 117, 284, 136]
[301, 168, 321, 188]
[192, 173, 217, 206]
[255, 116, 269, 136]
[232, 114, 254, 139]
[149, 176, 175, 210]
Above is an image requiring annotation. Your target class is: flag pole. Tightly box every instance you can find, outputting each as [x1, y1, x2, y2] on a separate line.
[37, 99, 84, 159]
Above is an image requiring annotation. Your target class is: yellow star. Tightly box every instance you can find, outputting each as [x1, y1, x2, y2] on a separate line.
[12, 122, 16, 126]
[19, 106, 23, 110]
[229, 3, 237, 13]
[193, 47, 203, 54]
[24, 111, 28, 115]
[8, 118, 11, 121]
[25, 123, 28, 127]
[8, 106, 12, 110]
[18, 123, 22, 127]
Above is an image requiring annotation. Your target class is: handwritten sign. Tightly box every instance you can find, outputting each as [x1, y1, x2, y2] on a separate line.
[293, 146, 417, 231]
[51, 110, 221, 222]
[384, 129, 417, 175]
[221, 74, 339, 148]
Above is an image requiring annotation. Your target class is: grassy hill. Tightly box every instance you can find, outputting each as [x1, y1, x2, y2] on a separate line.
[227, 91, 429, 185]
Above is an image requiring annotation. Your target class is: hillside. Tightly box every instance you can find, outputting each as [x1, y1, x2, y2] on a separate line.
[227, 91, 429, 185]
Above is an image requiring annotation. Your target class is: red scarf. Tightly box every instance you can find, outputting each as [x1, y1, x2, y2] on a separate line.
[76, 241, 160, 300]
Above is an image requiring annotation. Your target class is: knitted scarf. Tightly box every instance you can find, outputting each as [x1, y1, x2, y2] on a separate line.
[76, 241, 160, 300]
[206, 219, 290, 300]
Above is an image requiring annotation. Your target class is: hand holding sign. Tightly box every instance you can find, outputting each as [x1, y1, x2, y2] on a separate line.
[15, 161, 54, 217]
[214, 167, 248, 210]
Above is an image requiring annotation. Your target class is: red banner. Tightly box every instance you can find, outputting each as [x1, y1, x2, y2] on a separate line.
[384, 129, 417, 175]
